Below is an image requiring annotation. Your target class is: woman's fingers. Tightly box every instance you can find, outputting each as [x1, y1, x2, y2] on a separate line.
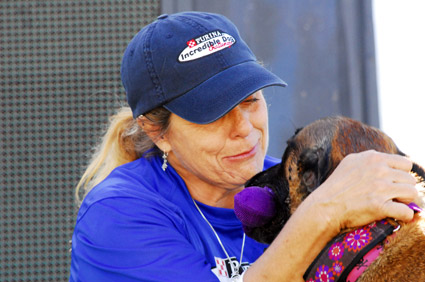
[382, 200, 415, 222]
[320, 150, 420, 230]
[378, 181, 419, 222]
[389, 182, 420, 202]
[388, 167, 417, 185]
[357, 150, 413, 174]
[385, 153, 413, 172]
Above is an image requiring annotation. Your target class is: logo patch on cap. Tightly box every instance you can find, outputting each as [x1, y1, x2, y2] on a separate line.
[178, 30, 236, 62]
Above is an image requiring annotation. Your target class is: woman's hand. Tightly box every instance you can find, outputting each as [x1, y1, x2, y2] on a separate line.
[314, 150, 418, 232]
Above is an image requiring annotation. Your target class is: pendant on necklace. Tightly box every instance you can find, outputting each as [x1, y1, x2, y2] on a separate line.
[192, 198, 247, 280]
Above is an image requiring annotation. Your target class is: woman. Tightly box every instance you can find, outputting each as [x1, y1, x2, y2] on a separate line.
[70, 12, 418, 281]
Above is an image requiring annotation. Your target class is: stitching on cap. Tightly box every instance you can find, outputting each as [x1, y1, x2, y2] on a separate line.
[143, 21, 164, 104]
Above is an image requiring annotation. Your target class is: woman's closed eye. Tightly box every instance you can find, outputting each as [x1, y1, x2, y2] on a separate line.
[242, 97, 259, 105]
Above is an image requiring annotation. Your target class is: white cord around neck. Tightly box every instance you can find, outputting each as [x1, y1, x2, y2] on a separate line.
[192, 198, 246, 278]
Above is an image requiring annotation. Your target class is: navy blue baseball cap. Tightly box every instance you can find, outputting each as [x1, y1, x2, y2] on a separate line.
[121, 11, 287, 124]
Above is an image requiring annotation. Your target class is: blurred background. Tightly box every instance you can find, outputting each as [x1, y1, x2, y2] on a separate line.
[1, 0, 423, 280]
[374, 0, 425, 166]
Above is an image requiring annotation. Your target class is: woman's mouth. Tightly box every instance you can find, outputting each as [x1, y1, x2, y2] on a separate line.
[225, 143, 259, 161]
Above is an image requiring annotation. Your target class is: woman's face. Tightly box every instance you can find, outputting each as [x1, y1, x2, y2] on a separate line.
[164, 91, 269, 195]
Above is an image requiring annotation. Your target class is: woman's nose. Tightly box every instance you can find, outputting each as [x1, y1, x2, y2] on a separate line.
[228, 106, 253, 138]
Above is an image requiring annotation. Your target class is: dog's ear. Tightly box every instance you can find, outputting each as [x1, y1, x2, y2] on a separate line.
[298, 146, 331, 193]
[294, 127, 304, 136]
[298, 147, 321, 193]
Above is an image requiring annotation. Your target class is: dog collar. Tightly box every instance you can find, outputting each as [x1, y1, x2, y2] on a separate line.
[304, 203, 422, 282]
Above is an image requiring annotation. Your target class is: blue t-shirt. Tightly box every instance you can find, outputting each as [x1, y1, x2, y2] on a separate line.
[70, 155, 279, 282]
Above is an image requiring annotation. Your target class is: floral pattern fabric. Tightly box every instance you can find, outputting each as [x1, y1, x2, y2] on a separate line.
[304, 220, 395, 282]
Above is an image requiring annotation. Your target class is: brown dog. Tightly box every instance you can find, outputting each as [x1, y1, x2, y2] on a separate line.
[243, 116, 425, 281]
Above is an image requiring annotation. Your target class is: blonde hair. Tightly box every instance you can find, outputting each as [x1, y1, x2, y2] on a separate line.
[75, 106, 171, 203]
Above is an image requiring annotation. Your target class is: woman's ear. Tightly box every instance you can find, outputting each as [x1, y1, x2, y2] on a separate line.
[136, 117, 171, 153]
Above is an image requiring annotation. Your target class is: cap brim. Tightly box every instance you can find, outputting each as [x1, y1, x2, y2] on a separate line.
[164, 61, 287, 124]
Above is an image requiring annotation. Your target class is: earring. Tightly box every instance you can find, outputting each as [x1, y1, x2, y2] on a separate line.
[162, 151, 168, 172]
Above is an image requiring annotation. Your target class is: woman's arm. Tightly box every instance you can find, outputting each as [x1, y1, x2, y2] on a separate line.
[244, 150, 418, 281]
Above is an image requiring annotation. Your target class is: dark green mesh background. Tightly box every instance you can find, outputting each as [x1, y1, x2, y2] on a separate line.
[1, 1, 160, 280]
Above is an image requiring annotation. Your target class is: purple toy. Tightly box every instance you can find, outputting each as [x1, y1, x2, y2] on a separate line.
[234, 186, 276, 231]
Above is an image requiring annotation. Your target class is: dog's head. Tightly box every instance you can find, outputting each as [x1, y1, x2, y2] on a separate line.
[237, 116, 406, 243]
[283, 116, 401, 213]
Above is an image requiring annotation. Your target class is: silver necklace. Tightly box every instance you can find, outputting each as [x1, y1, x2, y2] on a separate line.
[192, 198, 246, 279]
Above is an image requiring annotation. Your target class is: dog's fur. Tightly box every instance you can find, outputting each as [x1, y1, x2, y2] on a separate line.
[245, 116, 425, 281]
